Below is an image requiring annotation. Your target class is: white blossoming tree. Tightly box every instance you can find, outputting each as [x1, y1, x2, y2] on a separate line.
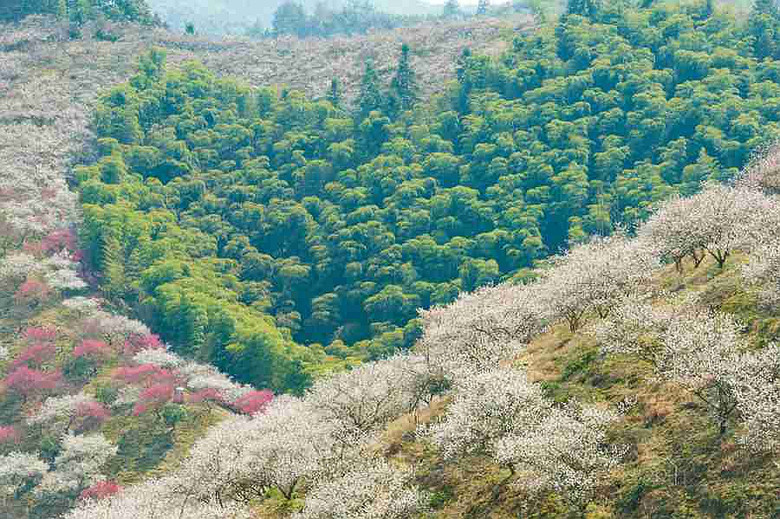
[729, 345, 780, 451]
[174, 396, 340, 503]
[417, 282, 550, 378]
[306, 354, 429, 437]
[539, 233, 658, 332]
[422, 368, 622, 500]
[63, 477, 252, 519]
[292, 460, 427, 519]
[640, 183, 774, 271]
[35, 433, 117, 496]
[0, 452, 48, 498]
[656, 311, 746, 435]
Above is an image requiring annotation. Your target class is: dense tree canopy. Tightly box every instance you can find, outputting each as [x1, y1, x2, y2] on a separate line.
[75, 1, 780, 391]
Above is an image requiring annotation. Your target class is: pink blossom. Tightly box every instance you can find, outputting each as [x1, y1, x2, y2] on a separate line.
[14, 279, 50, 306]
[79, 480, 121, 501]
[75, 400, 110, 422]
[0, 426, 20, 444]
[23, 326, 57, 343]
[232, 390, 274, 415]
[73, 339, 110, 359]
[132, 383, 175, 415]
[123, 333, 164, 355]
[4, 366, 61, 397]
[187, 388, 225, 404]
[113, 364, 176, 386]
[10, 342, 56, 370]
[40, 228, 77, 255]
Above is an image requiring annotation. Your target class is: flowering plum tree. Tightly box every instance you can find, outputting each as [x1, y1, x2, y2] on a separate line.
[422, 368, 552, 460]
[656, 311, 746, 435]
[35, 433, 117, 496]
[306, 354, 428, 436]
[538, 233, 658, 332]
[231, 389, 274, 415]
[293, 460, 427, 519]
[174, 396, 340, 503]
[728, 345, 780, 451]
[0, 452, 48, 497]
[79, 480, 121, 502]
[27, 393, 108, 434]
[10, 341, 57, 371]
[495, 405, 622, 501]
[417, 283, 550, 378]
[422, 368, 622, 499]
[4, 366, 61, 401]
[640, 183, 774, 270]
[63, 477, 252, 519]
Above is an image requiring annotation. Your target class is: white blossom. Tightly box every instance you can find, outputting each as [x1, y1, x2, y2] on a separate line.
[61, 296, 102, 313]
[417, 282, 550, 378]
[306, 354, 429, 436]
[133, 348, 183, 369]
[730, 345, 780, 451]
[655, 311, 746, 434]
[27, 393, 96, 429]
[63, 476, 252, 519]
[538, 232, 659, 332]
[175, 396, 341, 502]
[0, 452, 48, 497]
[591, 293, 675, 363]
[181, 361, 252, 402]
[639, 183, 775, 270]
[495, 405, 622, 502]
[422, 368, 622, 500]
[742, 240, 780, 308]
[293, 459, 427, 519]
[422, 368, 552, 460]
[35, 433, 117, 495]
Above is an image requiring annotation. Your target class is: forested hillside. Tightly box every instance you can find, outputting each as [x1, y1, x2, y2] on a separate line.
[74, 0, 780, 392]
[5, 1, 780, 519]
[56, 155, 780, 518]
[145, 0, 441, 36]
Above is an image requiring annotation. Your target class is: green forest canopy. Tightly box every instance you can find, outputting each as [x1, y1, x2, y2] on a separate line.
[75, 0, 780, 393]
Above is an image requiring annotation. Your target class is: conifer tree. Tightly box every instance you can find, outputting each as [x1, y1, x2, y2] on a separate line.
[101, 232, 125, 300]
[390, 44, 418, 115]
[327, 78, 342, 109]
[443, 0, 460, 18]
[357, 58, 383, 121]
[751, 0, 780, 59]
[567, 0, 600, 18]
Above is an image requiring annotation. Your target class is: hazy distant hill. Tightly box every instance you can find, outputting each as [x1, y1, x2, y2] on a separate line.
[146, 0, 441, 36]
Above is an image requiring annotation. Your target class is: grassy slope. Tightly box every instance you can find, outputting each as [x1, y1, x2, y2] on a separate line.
[251, 256, 779, 519]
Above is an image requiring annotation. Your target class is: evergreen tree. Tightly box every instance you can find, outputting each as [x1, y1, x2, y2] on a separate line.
[443, 0, 460, 18]
[101, 232, 125, 300]
[703, 0, 715, 18]
[327, 78, 342, 109]
[750, 0, 780, 59]
[477, 0, 489, 15]
[390, 44, 418, 115]
[567, 0, 600, 18]
[357, 58, 383, 120]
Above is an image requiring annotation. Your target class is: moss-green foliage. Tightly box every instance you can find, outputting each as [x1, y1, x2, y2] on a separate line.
[76, 2, 780, 392]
